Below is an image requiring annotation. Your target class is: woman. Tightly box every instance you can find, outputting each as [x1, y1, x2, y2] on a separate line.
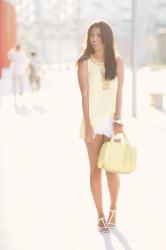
[77, 21, 124, 232]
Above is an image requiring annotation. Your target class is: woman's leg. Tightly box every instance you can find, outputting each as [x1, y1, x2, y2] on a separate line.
[103, 135, 120, 225]
[106, 172, 120, 225]
[84, 134, 104, 218]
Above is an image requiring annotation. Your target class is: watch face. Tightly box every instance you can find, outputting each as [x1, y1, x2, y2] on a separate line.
[113, 118, 122, 124]
[116, 119, 122, 124]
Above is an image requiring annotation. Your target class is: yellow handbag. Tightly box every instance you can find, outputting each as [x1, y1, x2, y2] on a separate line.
[98, 132, 137, 174]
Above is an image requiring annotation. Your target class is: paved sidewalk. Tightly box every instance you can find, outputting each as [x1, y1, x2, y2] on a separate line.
[0, 68, 166, 250]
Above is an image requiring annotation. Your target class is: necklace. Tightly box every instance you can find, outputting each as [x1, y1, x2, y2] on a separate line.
[90, 55, 111, 90]
[91, 55, 104, 65]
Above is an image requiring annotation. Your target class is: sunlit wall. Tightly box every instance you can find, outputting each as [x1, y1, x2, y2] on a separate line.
[0, 0, 16, 76]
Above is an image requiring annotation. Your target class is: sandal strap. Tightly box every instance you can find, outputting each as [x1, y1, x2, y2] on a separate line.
[108, 210, 117, 224]
[98, 226, 109, 230]
[108, 222, 116, 226]
[98, 216, 105, 221]
[108, 223, 116, 229]
[98, 217, 109, 230]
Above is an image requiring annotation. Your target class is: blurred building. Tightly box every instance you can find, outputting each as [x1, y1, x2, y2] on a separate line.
[156, 0, 166, 64]
[9, 0, 166, 66]
[134, 0, 166, 66]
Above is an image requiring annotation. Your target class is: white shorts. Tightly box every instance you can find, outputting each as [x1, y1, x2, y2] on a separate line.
[94, 116, 114, 138]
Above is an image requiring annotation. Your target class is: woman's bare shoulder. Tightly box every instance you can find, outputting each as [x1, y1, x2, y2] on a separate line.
[77, 59, 89, 73]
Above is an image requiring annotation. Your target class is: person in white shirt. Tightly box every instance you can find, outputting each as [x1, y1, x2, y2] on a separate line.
[8, 44, 28, 106]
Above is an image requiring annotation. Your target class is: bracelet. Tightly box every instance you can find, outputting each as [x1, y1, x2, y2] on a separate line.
[113, 115, 121, 120]
[113, 118, 123, 125]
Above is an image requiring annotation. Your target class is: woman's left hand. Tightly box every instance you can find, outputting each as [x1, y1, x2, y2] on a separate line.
[113, 123, 123, 134]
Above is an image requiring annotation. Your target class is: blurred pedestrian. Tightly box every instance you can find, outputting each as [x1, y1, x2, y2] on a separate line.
[8, 44, 28, 107]
[28, 51, 42, 91]
[77, 21, 124, 233]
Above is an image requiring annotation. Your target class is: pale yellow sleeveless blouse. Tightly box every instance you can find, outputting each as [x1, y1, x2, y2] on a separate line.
[79, 56, 118, 138]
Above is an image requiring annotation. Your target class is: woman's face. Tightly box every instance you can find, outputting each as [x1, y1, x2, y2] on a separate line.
[89, 27, 104, 52]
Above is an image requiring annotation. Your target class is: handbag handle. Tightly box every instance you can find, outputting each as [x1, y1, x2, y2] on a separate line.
[111, 131, 129, 144]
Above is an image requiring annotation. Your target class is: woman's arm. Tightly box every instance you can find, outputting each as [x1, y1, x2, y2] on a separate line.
[113, 57, 124, 135]
[77, 60, 94, 142]
[114, 56, 124, 119]
[77, 60, 91, 126]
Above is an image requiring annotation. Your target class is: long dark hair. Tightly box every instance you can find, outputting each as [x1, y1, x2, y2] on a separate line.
[77, 21, 117, 81]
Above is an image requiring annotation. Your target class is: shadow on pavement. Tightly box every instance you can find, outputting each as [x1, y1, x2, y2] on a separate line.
[100, 227, 132, 250]
[33, 105, 47, 114]
[15, 104, 30, 116]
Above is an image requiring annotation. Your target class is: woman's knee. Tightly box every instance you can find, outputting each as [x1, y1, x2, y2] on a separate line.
[105, 171, 118, 179]
[90, 167, 102, 179]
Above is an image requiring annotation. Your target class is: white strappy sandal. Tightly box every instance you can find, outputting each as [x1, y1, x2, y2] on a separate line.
[98, 216, 110, 233]
[107, 209, 117, 229]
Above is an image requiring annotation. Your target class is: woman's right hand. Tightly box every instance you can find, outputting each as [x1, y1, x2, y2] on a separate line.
[85, 124, 95, 143]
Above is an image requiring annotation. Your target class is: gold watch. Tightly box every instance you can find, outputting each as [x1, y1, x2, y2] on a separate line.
[113, 118, 123, 125]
